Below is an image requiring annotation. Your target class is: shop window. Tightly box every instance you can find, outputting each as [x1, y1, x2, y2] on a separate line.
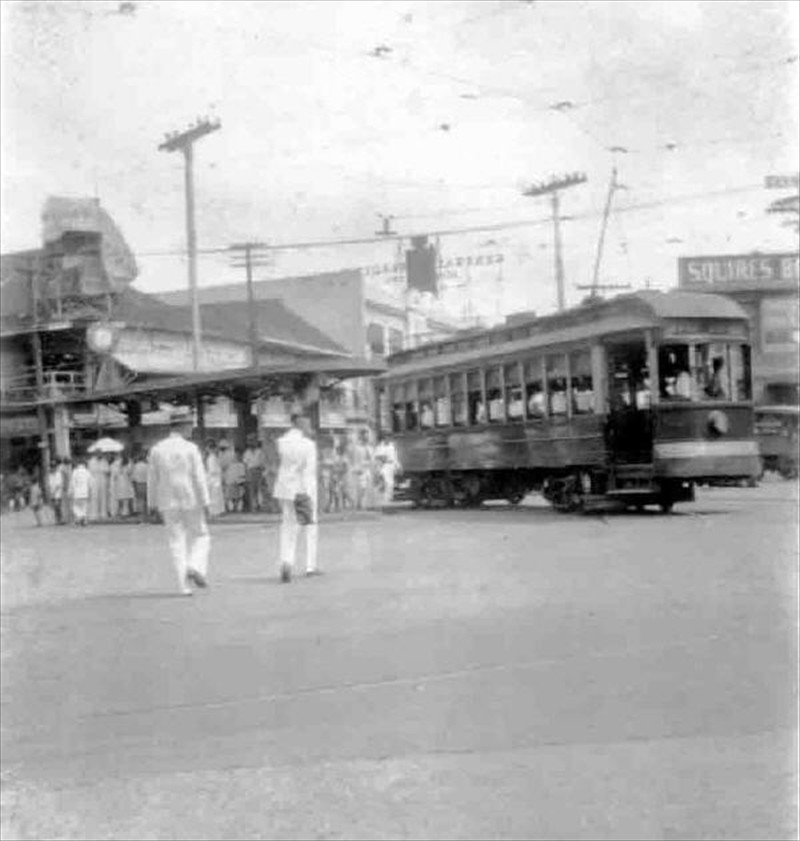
[569, 350, 594, 414]
[504, 362, 524, 420]
[546, 353, 568, 416]
[467, 369, 485, 424]
[367, 323, 385, 357]
[419, 379, 434, 428]
[486, 367, 505, 423]
[434, 376, 450, 427]
[388, 328, 404, 355]
[450, 372, 467, 426]
[524, 358, 546, 418]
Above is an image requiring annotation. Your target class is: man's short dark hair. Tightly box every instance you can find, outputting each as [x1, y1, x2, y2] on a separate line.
[290, 412, 306, 426]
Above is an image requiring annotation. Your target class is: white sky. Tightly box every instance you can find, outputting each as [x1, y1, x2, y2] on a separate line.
[1, 0, 798, 318]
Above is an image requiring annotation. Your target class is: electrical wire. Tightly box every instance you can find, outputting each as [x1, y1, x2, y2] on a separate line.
[134, 182, 767, 259]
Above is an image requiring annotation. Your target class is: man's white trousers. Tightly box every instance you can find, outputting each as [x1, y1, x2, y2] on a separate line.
[162, 508, 210, 587]
[279, 499, 318, 573]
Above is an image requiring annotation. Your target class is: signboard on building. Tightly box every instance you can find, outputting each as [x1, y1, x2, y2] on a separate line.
[678, 252, 799, 287]
[114, 329, 250, 374]
[765, 174, 800, 190]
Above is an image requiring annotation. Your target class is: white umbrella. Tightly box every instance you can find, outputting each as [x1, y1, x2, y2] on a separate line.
[88, 437, 124, 454]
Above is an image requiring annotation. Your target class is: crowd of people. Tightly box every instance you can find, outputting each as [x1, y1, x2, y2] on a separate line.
[0, 427, 401, 528]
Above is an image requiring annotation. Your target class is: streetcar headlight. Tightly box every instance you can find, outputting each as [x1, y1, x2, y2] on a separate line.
[708, 410, 729, 437]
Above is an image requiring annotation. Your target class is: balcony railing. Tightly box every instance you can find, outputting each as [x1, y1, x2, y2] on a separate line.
[1, 368, 87, 405]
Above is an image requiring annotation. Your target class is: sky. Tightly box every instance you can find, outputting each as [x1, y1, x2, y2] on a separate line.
[1, 0, 798, 321]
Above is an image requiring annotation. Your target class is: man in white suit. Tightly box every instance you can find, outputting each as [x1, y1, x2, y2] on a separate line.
[273, 412, 319, 583]
[147, 410, 211, 596]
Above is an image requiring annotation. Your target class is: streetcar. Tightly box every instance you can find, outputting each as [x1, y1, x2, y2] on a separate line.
[754, 405, 799, 479]
[376, 290, 760, 513]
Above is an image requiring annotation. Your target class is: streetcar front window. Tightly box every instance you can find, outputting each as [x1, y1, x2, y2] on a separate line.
[659, 342, 752, 402]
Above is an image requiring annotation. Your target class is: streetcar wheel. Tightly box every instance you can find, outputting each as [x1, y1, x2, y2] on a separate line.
[659, 499, 674, 513]
[506, 491, 525, 506]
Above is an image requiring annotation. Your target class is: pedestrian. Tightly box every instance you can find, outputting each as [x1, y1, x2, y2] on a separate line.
[204, 440, 225, 519]
[29, 477, 44, 527]
[224, 449, 246, 513]
[262, 433, 280, 513]
[47, 461, 65, 524]
[87, 453, 108, 521]
[242, 435, 264, 513]
[320, 437, 336, 513]
[273, 412, 320, 582]
[373, 434, 401, 507]
[69, 460, 93, 526]
[131, 452, 149, 522]
[147, 410, 211, 596]
[114, 456, 135, 518]
[59, 458, 73, 524]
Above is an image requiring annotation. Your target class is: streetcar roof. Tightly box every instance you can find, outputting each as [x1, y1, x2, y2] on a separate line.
[385, 290, 749, 379]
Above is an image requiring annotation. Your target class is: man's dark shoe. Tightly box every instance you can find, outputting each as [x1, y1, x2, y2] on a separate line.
[280, 563, 292, 583]
[187, 569, 208, 588]
[305, 569, 324, 577]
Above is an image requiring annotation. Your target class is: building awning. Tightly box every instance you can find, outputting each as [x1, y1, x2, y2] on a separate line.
[2, 356, 386, 411]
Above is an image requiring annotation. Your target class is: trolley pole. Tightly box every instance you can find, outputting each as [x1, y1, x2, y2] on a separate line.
[159, 117, 221, 371]
[523, 172, 587, 312]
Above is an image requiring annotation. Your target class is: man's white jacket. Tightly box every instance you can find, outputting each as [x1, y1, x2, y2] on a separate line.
[273, 428, 317, 501]
[147, 432, 210, 512]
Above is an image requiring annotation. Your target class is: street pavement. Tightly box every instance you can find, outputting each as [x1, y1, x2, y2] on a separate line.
[1, 481, 798, 840]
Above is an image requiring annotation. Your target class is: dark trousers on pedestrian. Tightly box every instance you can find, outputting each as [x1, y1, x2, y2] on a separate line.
[245, 468, 262, 512]
[133, 482, 148, 520]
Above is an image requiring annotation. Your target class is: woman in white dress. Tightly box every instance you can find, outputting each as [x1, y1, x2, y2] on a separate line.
[204, 441, 225, 518]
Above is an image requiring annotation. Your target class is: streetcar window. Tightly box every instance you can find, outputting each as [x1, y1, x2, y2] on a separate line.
[659, 344, 694, 400]
[404, 381, 419, 431]
[504, 363, 524, 420]
[569, 350, 594, 415]
[524, 358, 546, 418]
[434, 376, 450, 427]
[390, 384, 405, 433]
[486, 367, 505, 423]
[450, 373, 467, 426]
[546, 354, 568, 416]
[731, 344, 752, 401]
[695, 343, 730, 400]
[467, 370, 485, 424]
[419, 379, 435, 428]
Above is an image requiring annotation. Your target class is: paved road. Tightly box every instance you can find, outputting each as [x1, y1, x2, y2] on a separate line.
[1, 482, 798, 840]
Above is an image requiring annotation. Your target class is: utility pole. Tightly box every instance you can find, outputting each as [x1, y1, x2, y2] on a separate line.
[229, 242, 270, 367]
[523, 172, 587, 311]
[159, 117, 221, 371]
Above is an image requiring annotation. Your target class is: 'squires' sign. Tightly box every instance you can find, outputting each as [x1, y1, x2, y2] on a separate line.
[678, 252, 799, 287]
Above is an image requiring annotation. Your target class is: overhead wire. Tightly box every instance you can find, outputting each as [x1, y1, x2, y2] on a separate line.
[135, 182, 768, 259]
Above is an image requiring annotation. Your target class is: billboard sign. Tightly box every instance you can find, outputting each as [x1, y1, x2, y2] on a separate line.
[678, 252, 799, 287]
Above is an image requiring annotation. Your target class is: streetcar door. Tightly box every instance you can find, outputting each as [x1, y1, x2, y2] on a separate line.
[605, 341, 653, 463]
